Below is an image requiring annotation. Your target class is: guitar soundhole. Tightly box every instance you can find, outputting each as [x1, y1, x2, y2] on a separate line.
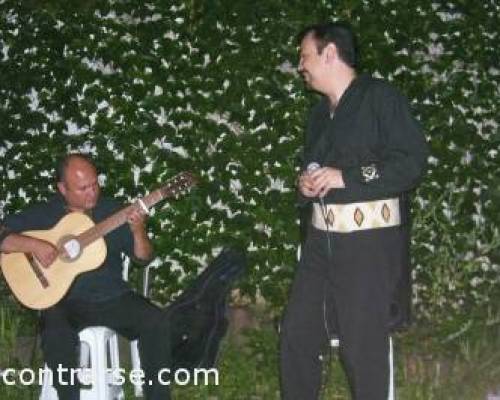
[58, 235, 82, 262]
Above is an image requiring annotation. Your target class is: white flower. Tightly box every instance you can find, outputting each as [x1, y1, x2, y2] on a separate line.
[63, 120, 88, 136]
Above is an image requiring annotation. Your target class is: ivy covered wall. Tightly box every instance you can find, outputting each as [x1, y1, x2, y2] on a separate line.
[0, 0, 498, 321]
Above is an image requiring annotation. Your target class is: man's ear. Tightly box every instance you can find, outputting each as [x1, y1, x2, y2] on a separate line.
[325, 43, 338, 64]
[57, 181, 66, 195]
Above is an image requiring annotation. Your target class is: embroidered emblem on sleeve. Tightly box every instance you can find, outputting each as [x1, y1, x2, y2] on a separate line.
[360, 164, 380, 183]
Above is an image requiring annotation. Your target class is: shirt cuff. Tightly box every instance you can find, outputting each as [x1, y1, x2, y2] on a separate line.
[131, 252, 154, 266]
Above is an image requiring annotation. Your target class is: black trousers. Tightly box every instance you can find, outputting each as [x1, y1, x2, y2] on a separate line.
[40, 291, 172, 400]
[280, 226, 404, 400]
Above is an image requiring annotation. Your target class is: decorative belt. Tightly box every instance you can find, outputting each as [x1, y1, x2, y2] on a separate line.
[311, 198, 401, 233]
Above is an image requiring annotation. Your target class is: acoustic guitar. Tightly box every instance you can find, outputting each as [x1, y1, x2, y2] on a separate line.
[0, 171, 197, 310]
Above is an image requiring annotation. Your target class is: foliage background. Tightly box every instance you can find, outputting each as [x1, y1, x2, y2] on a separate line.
[0, 0, 499, 323]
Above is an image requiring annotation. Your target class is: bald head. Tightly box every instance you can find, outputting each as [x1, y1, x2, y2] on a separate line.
[56, 154, 95, 183]
[56, 154, 100, 212]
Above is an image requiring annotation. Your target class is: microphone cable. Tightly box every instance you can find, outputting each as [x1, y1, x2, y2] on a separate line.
[307, 163, 337, 398]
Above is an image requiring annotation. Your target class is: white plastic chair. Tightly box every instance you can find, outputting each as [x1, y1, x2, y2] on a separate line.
[39, 265, 152, 400]
[39, 327, 124, 400]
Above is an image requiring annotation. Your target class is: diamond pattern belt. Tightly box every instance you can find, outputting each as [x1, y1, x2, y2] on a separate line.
[311, 197, 401, 233]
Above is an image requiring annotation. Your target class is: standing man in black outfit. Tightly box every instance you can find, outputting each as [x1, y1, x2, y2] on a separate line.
[280, 22, 428, 399]
[3, 153, 172, 400]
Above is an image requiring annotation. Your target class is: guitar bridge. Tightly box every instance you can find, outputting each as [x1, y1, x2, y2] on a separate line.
[27, 254, 49, 288]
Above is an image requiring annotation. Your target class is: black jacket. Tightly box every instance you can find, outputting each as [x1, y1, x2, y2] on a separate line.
[300, 73, 428, 205]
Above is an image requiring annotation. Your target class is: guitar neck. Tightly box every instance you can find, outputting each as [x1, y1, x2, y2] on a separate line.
[78, 188, 165, 248]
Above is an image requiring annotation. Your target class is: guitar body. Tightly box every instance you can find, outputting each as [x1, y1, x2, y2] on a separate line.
[0, 212, 107, 310]
[1, 171, 197, 310]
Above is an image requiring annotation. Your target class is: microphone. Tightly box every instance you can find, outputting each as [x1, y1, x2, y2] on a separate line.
[307, 162, 321, 173]
[307, 162, 326, 201]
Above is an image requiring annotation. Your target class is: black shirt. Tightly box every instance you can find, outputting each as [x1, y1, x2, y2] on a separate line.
[0, 224, 11, 247]
[300, 73, 428, 205]
[4, 194, 135, 302]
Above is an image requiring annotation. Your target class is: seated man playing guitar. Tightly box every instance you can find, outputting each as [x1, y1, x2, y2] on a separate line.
[2, 153, 172, 400]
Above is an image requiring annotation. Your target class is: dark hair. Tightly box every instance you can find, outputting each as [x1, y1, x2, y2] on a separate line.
[298, 22, 358, 68]
[56, 153, 95, 183]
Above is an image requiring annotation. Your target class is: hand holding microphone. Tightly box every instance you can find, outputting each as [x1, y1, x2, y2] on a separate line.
[299, 162, 345, 198]
[297, 162, 321, 198]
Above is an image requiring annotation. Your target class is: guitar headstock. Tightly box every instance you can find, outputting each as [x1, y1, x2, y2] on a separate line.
[160, 171, 198, 199]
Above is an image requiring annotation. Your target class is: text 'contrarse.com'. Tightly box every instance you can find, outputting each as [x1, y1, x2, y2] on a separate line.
[0, 365, 219, 387]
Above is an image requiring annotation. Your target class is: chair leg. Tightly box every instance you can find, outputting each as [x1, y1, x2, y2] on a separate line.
[78, 327, 125, 400]
[39, 365, 58, 400]
[130, 339, 144, 397]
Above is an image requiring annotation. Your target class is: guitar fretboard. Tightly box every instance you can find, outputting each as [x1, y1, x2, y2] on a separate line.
[77, 186, 168, 248]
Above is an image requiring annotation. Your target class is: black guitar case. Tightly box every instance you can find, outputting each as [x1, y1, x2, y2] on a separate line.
[165, 247, 247, 371]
